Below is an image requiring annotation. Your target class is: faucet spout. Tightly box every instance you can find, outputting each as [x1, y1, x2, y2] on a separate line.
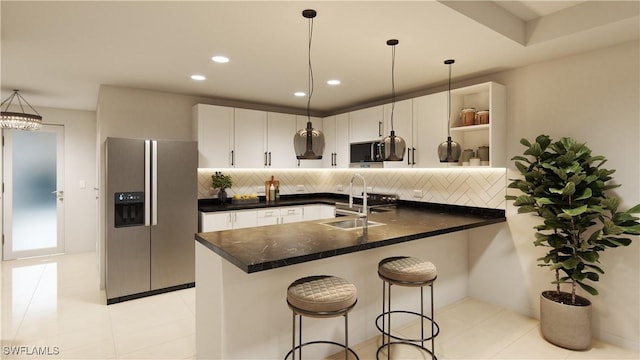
[349, 173, 367, 219]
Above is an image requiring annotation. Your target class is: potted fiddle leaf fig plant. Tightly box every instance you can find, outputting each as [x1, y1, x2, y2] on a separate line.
[506, 135, 640, 350]
[212, 171, 232, 205]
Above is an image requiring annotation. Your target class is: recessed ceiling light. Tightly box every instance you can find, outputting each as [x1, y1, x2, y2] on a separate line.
[294, 92, 306, 97]
[211, 56, 230, 63]
[327, 79, 341, 85]
[191, 74, 206, 81]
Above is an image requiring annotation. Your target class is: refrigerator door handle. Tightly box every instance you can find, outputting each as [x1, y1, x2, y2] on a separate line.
[144, 140, 151, 226]
[152, 140, 158, 226]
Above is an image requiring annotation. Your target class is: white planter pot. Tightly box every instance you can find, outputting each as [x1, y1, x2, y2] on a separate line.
[540, 291, 592, 350]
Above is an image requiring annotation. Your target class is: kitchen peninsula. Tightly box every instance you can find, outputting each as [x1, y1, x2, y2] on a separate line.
[195, 197, 505, 359]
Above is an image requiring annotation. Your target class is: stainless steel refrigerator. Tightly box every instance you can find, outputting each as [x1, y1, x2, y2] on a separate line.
[106, 137, 197, 304]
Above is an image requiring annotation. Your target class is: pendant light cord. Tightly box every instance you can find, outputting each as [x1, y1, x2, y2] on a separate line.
[306, 16, 314, 122]
[390, 43, 396, 132]
[447, 61, 452, 137]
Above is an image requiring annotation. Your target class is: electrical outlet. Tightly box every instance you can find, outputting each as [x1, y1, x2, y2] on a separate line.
[255, 186, 265, 194]
[336, 184, 343, 192]
[413, 190, 423, 198]
[297, 185, 305, 192]
[366, 186, 373, 192]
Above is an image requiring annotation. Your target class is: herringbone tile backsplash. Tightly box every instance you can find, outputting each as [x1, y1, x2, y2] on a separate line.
[198, 168, 506, 209]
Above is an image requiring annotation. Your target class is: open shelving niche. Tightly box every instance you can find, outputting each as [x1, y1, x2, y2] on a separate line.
[448, 82, 506, 167]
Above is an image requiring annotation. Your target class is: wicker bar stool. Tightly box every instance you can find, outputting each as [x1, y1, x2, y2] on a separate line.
[375, 256, 439, 359]
[285, 275, 359, 360]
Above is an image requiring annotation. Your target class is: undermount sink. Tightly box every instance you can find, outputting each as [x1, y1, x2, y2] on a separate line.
[320, 218, 385, 230]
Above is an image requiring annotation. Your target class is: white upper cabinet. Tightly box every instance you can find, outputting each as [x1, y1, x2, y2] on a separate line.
[349, 105, 384, 143]
[193, 81, 505, 169]
[382, 99, 414, 168]
[413, 91, 448, 168]
[193, 104, 234, 168]
[267, 112, 297, 168]
[323, 113, 350, 168]
[295, 115, 323, 168]
[234, 108, 267, 168]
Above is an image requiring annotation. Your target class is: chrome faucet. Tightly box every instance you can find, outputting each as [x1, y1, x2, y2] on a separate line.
[349, 173, 368, 221]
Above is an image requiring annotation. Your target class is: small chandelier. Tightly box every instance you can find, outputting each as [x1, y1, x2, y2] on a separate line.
[1, 89, 42, 131]
[437, 59, 461, 162]
[293, 9, 325, 160]
[381, 39, 406, 161]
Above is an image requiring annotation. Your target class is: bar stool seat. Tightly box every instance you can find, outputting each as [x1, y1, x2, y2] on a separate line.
[376, 256, 439, 360]
[378, 256, 437, 285]
[285, 275, 359, 360]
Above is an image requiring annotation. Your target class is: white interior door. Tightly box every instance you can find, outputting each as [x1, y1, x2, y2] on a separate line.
[3, 125, 65, 260]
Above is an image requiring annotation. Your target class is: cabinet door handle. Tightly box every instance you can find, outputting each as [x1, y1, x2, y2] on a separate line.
[412, 147, 416, 165]
[268, 152, 272, 166]
[231, 150, 235, 166]
[378, 121, 383, 137]
[333, 153, 337, 166]
[264, 152, 268, 166]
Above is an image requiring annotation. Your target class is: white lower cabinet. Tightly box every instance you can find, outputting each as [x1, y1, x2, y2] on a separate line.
[200, 204, 335, 232]
[199, 209, 258, 232]
[302, 205, 336, 220]
[257, 207, 304, 225]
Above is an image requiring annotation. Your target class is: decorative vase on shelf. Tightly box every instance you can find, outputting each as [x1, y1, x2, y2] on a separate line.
[218, 188, 228, 205]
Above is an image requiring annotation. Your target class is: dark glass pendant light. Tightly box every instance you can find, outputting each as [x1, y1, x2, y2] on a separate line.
[294, 9, 325, 160]
[381, 39, 406, 161]
[437, 59, 461, 162]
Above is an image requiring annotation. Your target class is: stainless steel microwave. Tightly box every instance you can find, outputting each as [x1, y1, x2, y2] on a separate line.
[350, 141, 384, 167]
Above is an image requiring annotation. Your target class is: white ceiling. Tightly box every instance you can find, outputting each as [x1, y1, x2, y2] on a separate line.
[1, 1, 638, 115]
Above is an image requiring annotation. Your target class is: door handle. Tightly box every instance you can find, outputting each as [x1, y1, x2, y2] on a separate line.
[51, 190, 64, 201]
[231, 150, 235, 166]
[264, 152, 268, 166]
[378, 121, 383, 137]
[412, 147, 416, 165]
[268, 152, 272, 166]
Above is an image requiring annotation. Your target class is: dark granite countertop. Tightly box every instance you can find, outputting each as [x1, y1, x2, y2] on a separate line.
[195, 196, 506, 273]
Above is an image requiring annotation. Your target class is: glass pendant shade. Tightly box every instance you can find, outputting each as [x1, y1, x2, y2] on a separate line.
[1, 90, 42, 131]
[438, 136, 461, 162]
[382, 130, 406, 161]
[294, 121, 325, 159]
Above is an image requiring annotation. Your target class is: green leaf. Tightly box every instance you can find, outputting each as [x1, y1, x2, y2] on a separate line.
[525, 142, 543, 157]
[520, 138, 532, 147]
[535, 135, 551, 150]
[514, 195, 536, 206]
[562, 257, 581, 269]
[577, 281, 598, 296]
[626, 203, 640, 214]
[536, 198, 554, 206]
[577, 251, 598, 262]
[562, 205, 588, 217]
[517, 205, 537, 214]
[574, 188, 592, 201]
[619, 224, 640, 235]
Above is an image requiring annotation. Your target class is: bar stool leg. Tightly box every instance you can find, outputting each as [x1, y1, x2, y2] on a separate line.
[298, 315, 303, 360]
[420, 286, 424, 348]
[431, 283, 435, 358]
[386, 282, 392, 360]
[291, 311, 296, 360]
[344, 313, 349, 360]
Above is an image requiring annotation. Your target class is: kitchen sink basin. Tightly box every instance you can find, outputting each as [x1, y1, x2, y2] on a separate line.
[320, 218, 385, 230]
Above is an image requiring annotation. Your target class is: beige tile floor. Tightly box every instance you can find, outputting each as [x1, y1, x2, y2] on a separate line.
[2, 252, 638, 360]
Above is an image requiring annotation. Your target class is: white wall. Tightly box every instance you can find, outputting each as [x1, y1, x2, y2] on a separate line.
[467, 40, 640, 350]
